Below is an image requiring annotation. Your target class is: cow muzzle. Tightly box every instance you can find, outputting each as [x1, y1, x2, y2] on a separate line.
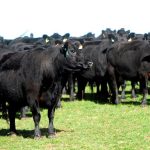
[77, 61, 93, 70]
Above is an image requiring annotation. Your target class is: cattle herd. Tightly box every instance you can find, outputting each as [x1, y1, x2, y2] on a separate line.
[0, 28, 150, 138]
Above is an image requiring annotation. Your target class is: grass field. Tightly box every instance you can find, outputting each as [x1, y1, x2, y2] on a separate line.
[0, 84, 150, 150]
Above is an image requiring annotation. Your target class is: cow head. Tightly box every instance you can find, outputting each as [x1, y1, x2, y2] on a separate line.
[60, 40, 93, 71]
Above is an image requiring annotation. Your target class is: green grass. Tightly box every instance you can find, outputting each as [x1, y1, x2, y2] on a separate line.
[0, 85, 150, 150]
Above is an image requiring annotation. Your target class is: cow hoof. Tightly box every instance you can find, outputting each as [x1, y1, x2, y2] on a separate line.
[56, 105, 62, 109]
[121, 96, 126, 99]
[47, 133, 56, 138]
[141, 104, 147, 107]
[131, 96, 136, 99]
[7, 131, 18, 136]
[132, 97, 136, 101]
[113, 101, 120, 105]
[141, 102, 147, 107]
[111, 99, 119, 104]
[34, 135, 41, 139]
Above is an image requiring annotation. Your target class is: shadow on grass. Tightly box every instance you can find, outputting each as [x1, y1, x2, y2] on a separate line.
[0, 128, 73, 138]
[62, 93, 110, 104]
[61, 93, 150, 106]
[121, 99, 150, 106]
[61, 97, 72, 102]
[121, 101, 141, 106]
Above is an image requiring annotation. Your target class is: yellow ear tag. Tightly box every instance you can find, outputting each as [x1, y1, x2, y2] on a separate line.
[63, 38, 67, 43]
[79, 44, 83, 49]
[128, 38, 132, 42]
[45, 38, 49, 43]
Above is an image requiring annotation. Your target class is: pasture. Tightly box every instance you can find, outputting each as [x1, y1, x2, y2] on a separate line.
[0, 84, 150, 150]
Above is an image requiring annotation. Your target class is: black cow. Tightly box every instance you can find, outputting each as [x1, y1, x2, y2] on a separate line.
[0, 40, 92, 138]
[76, 39, 113, 101]
[107, 40, 150, 105]
[0, 37, 64, 119]
[75, 29, 119, 101]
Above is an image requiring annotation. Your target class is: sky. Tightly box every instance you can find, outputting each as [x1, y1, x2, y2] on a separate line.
[0, 0, 150, 39]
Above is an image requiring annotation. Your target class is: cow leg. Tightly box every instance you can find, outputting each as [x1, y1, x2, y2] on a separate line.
[48, 97, 60, 138]
[62, 72, 75, 101]
[48, 107, 56, 138]
[140, 76, 148, 106]
[107, 64, 119, 104]
[89, 81, 94, 94]
[56, 98, 62, 108]
[131, 81, 136, 99]
[48, 82, 61, 138]
[121, 80, 126, 99]
[28, 98, 41, 138]
[76, 77, 87, 100]
[108, 79, 119, 104]
[96, 81, 100, 95]
[8, 105, 17, 135]
[100, 77, 109, 100]
[68, 73, 75, 101]
[20, 106, 28, 119]
[139, 80, 143, 93]
[31, 105, 41, 138]
[1, 101, 7, 120]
